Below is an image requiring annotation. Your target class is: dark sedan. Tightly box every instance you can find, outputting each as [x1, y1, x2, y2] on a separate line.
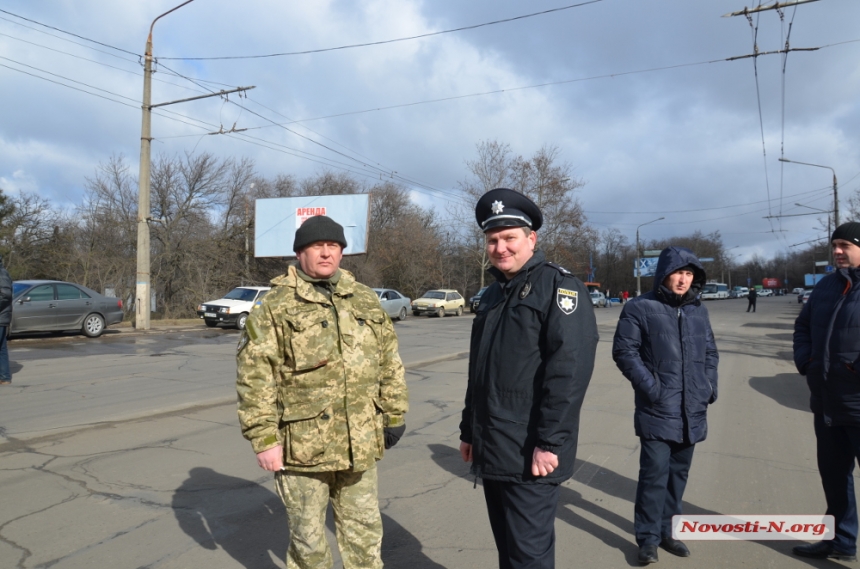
[11, 280, 124, 338]
[470, 287, 488, 313]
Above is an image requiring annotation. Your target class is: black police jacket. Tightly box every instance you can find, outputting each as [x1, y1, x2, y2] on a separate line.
[794, 267, 860, 425]
[459, 250, 598, 483]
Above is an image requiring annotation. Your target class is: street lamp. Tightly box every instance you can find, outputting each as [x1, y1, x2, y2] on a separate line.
[136, 1, 196, 330]
[636, 217, 664, 296]
[780, 158, 838, 226]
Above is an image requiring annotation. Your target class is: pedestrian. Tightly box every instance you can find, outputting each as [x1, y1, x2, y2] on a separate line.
[0, 255, 11, 386]
[612, 246, 719, 564]
[606, 289, 612, 308]
[623, 290, 629, 304]
[459, 188, 599, 569]
[236, 215, 409, 569]
[792, 221, 860, 562]
[746, 287, 757, 312]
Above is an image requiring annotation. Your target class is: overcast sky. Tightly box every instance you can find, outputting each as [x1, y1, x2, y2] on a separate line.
[1, 0, 858, 265]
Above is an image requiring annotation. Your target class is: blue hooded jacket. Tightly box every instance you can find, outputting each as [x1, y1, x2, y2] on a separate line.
[612, 246, 719, 443]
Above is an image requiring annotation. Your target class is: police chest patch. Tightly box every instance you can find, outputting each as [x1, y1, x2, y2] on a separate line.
[556, 288, 578, 315]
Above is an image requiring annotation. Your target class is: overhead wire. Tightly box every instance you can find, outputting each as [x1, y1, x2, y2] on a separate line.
[158, 1, 604, 61]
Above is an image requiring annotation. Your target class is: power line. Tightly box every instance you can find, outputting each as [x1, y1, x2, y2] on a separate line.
[0, 12, 137, 60]
[158, 1, 604, 61]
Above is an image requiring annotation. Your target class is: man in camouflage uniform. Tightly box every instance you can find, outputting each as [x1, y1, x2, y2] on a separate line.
[237, 215, 408, 569]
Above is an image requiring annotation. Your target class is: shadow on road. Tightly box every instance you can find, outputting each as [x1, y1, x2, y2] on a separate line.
[173, 467, 286, 568]
[173, 466, 443, 569]
[428, 443, 824, 567]
[749, 373, 811, 413]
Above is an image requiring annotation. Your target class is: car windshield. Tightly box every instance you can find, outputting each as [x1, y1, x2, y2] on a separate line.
[12, 282, 32, 298]
[590, 292, 599, 298]
[375, 290, 384, 298]
[223, 288, 259, 302]
[422, 291, 446, 300]
[703, 284, 718, 293]
[475, 287, 487, 297]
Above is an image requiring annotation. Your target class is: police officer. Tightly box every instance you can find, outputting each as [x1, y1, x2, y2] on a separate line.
[236, 215, 409, 569]
[459, 188, 599, 569]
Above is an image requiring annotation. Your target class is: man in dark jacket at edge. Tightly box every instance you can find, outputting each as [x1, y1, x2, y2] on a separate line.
[0, 256, 11, 385]
[792, 221, 860, 562]
[612, 246, 719, 564]
[746, 286, 757, 313]
[459, 188, 599, 569]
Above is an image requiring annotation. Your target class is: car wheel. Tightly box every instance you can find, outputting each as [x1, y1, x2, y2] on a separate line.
[82, 313, 105, 338]
[204, 320, 218, 328]
[455, 306, 463, 316]
[236, 313, 249, 330]
[398, 307, 407, 321]
[438, 307, 446, 318]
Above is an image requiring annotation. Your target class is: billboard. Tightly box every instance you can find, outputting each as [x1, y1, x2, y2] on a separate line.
[254, 194, 370, 257]
[633, 258, 660, 278]
[762, 278, 782, 289]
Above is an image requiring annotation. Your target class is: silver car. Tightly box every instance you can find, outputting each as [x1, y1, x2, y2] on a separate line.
[373, 288, 411, 321]
[11, 280, 124, 338]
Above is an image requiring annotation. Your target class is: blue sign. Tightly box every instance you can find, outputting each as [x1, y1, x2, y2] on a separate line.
[805, 274, 826, 286]
[633, 258, 660, 278]
[747, 277, 751, 285]
[826, 265, 835, 273]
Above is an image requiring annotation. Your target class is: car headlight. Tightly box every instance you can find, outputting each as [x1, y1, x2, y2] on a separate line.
[197, 304, 203, 311]
[219, 307, 229, 313]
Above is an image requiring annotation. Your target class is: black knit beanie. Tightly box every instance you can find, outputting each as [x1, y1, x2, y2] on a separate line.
[831, 222, 860, 246]
[293, 215, 347, 252]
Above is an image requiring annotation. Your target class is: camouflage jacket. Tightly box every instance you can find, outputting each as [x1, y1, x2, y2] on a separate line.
[236, 266, 408, 472]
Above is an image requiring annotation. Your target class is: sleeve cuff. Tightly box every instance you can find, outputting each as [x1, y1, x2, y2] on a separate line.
[384, 414, 405, 427]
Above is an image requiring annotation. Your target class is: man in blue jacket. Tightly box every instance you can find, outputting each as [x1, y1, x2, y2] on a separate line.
[460, 188, 598, 569]
[793, 221, 860, 561]
[612, 246, 719, 564]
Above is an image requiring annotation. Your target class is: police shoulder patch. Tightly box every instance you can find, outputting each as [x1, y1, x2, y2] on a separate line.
[556, 287, 578, 315]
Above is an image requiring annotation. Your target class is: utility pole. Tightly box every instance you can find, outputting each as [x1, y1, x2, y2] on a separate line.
[135, 0, 254, 329]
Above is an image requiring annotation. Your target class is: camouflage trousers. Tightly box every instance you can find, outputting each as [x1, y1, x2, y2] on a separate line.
[274, 465, 383, 569]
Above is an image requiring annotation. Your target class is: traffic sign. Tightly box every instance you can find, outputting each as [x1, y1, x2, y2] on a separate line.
[826, 265, 835, 273]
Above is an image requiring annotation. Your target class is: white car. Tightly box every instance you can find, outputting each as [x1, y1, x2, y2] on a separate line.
[757, 289, 773, 297]
[590, 291, 607, 307]
[197, 286, 271, 329]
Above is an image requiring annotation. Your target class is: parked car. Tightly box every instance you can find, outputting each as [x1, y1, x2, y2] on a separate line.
[757, 289, 773, 297]
[791, 287, 805, 295]
[411, 289, 465, 317]
[11, 280, 124, 338]
[197, 286, 270, 329]
[802, 290, 812, 304]
[798, 290, 811, 304]
[469, 287, 488, 313]
[590, 291, 607, 308]
[373, 288, 411, 321]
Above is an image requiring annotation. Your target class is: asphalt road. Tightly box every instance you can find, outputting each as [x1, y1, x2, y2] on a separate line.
[0, 297, 850, 568]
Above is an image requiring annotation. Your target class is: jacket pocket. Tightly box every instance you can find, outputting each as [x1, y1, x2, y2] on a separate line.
[283, 401, 335, 466]
[285, 307, 337, 373]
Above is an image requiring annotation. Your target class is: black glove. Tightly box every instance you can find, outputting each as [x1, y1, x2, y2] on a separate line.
[384, 424, 406, 449]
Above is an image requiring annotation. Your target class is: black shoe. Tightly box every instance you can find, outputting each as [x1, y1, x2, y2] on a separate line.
[660, 537, 690, 557]
[792, 541, 857, 561]
[638, 544, 658, 564]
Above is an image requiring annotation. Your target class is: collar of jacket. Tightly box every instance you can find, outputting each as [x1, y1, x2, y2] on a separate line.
[838, 266, 860, 289]
[271, 265, 357, 303]
[488, 249, 546, 286]
[656, 284, 699, 308]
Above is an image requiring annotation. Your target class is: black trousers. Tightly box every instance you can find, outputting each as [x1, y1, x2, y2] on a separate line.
[814, 412, 860, 554]
[634, 438, 696, 546]
[483, 479, 560, 569]
[747, 298, 756, 312]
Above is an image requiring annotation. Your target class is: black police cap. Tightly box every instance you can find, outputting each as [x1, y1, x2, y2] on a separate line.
[475, 188, 543, 232]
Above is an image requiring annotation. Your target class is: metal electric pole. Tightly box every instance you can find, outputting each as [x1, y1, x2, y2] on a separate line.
[135, 0, 253, 329]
